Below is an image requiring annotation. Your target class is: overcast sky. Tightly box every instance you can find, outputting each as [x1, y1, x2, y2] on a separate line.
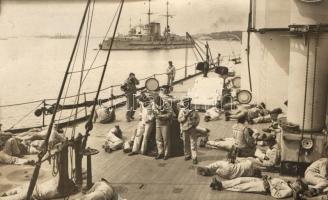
[0, 0, 249, 37]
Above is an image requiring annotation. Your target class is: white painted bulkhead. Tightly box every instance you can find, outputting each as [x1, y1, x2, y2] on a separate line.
[241, 0, 328, 125]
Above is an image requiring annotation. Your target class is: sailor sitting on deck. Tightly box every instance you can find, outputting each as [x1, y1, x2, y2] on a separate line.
[129, 97, 155, 156]
[94, 105, 116, 124]
[242, 134, 281, 171]
[103, 125, 124, 153]
[232, 115, 257, 157]
[210, 176, 307, 199]
[197, 151, 261, 179]
[178, 98, 209, 164]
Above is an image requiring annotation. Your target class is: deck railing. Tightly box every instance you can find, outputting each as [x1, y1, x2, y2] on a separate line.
[2, 62, 216, 133]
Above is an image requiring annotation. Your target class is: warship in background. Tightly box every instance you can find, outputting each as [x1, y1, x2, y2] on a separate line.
[99, 0, 194, 50]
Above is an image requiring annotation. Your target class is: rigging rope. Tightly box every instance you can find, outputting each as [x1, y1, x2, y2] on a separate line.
[8, 102, 43, 130]
[80, 1, 122, 87]
[71, 0, 95, 139]
[246, 0, 253, 92]
[311, 26, 320, 130]
[297, 32, 311, 174]
[58, 28, 82, 122]
[82, 0, 125, 151]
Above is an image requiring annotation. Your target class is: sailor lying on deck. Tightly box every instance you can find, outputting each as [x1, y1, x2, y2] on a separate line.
[205, 134, 280, 171]
[2, 127, 66, 157]
[0, 173, 123, 200]
[0, 127, 66, 165]
[72, 178, 126, 200]
[210, 176, 307, 199]
[225, 103, 282, 124]
[0, 175, 70, 200]
[252, 108, 282, 124]
[225, 103, 266, 122]
[197, 152, 261, 179]
[0, 128, 43, 155]
[204, 107, 222, 122]
[0, 151, 34, 165]
[261, 122, 282, 139]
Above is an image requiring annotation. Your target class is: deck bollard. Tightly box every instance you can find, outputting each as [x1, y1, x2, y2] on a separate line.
[74, 133, 83, 186]
[83, 147, 99, 190]
[57, 143, 76, 195]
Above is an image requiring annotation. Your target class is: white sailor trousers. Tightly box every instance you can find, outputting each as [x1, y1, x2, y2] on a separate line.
[222, 177, 266, 193]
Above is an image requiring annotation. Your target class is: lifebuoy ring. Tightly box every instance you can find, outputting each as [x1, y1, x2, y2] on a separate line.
[301, 138, 313, 150]
[237, 90, 252, 104]
[231, 77, 241, 88]
[145, 78, 159, 91]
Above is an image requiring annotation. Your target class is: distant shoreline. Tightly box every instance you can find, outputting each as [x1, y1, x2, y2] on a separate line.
[3, 31, 243, 41]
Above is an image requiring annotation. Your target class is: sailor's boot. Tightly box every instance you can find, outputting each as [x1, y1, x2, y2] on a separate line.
[126, 111, 131, 122]
[130, 111, 135, 120]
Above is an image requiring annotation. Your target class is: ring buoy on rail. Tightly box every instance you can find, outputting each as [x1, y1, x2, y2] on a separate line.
[236, 90, 252, 104]
[145, 78, 160, 91]
[231, 77, 241, 88]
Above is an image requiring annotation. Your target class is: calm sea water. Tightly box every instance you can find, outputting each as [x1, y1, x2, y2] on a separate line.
[0, 37, 242, 129]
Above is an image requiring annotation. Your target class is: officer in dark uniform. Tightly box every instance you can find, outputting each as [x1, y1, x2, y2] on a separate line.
[124, 73, 139, 122]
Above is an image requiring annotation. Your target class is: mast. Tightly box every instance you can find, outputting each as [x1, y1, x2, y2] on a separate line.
[162, 0, 173, 37]
[139, 17, 142, 34]
[129, 17, 132, 30]
[147, 0, 151, 25]
[166, 1, 169, 32]
[26, 0, 92, 199]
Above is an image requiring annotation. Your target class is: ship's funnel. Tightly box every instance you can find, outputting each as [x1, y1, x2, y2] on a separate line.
[149, 22, 161, 39]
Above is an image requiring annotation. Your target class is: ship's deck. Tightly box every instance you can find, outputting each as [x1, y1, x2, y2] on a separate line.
[0, 72, 296, 200]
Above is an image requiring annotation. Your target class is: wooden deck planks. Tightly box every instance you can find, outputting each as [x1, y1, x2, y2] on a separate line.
[0, 72, 295, 200]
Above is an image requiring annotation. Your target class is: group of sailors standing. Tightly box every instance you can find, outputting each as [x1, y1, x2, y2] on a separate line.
[115, 61, 210, 163]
